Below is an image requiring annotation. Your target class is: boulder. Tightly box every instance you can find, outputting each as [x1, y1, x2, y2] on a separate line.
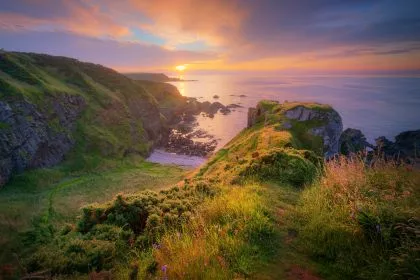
[339, 128, 374, 155]
[394, 130, 420, 158]
[220, 107, 231, 115]
[227, 103, 243, 109]
[374, 130, 420, 162]
[205, 102, 225, 115]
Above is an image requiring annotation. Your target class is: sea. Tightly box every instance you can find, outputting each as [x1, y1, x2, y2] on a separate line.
[147, 74, 420, 166]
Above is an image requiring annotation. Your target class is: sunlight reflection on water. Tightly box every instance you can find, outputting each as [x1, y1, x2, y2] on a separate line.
[170, 74, 420, 149]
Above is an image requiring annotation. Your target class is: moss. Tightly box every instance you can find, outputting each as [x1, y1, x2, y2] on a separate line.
[289, 119, 326, 155]
[258, 100, 280, 112]
[281, 101, 333, 112]
[238, 148, 320, 187]
[0, 121, 10, 130]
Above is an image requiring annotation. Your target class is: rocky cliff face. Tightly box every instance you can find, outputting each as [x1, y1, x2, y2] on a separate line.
[0, 51, 168, 186]
[375, 130, 420, 162]
[0, 95, 85, 185]
[339, 128, 374, 155]
[247, 101, 343, 157]
[284, 105, 343, 157]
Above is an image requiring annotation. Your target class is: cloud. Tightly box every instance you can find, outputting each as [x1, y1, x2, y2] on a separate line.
[0, 29, 219, 71]
[92, 0, 248, 48]
[1, 0, 419, 72]
[0, 0, 130, 38]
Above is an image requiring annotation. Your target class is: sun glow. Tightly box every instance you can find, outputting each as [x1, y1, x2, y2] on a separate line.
[175, 64, 187, 71]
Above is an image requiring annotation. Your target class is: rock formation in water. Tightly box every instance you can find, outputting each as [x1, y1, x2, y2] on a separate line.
[374, 130, 420, 162]
[248, 100, 343, 157]
[339, 128, 374, 155]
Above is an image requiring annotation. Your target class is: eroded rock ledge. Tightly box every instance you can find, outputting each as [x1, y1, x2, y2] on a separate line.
[247, 100, 343, 157]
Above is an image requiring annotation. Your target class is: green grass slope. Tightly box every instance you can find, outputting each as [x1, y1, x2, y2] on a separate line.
[0, 51, 167, 173]
[1, 92, 418, 280]
[196, 100, 328, 186]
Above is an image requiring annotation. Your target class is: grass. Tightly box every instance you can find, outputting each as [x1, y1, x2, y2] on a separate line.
[0, 156, 185, 266]
[2, 150, 417, 279]
[291, 156, 420, 279]
[152, 184, 280, 279]
[1, 65, 417, 280]
[0, 51, 168, 171]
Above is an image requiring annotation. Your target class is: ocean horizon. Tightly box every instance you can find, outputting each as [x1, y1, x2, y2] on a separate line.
[168, 73, 420, 150]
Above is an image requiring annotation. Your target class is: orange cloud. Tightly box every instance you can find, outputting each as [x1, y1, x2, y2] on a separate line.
[0, 1, 130, 38]
[128, 0, 248, 48]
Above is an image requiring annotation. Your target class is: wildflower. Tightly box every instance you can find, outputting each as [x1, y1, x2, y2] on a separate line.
[161, 264, 168, 273]
[161, 265, 168, 280]
[153, 243, 161, 249]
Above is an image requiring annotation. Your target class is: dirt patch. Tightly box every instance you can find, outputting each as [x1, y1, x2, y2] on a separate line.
[287, 265, 321, 280]
[276, 207, 286, 225]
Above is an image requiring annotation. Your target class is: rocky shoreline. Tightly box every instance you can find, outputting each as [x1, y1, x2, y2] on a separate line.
[246, 100, 419, 164]
[340, 128, 420, 164]
[158, 97, 241, 157]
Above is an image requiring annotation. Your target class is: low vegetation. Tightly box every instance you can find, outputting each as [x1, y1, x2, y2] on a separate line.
[292, 156, 420, 279]
[0, 157, 185, 272]
[1, 61, 418, 279]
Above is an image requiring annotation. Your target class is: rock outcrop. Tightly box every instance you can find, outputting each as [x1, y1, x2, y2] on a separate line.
[0, 51, 169, 186]
[374, 130, 420, 162]
[141, 81, 232, 123]
[0, 95, 85, 186]
[247, 101, 343, 157]
[284, 105, 343, 157]
[339, 128, 374, 155]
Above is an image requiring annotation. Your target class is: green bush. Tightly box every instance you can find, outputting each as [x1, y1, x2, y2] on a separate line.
[239, 148, 321, 187]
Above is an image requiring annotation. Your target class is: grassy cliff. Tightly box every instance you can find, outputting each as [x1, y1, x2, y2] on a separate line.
[0, 51, 171, 183]
[0, 64, 418, 280]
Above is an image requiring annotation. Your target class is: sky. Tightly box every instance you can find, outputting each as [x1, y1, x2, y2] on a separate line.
[0, 0, 419, 74]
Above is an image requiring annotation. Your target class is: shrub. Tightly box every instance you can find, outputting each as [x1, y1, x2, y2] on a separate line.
[238, 148, 321, 187]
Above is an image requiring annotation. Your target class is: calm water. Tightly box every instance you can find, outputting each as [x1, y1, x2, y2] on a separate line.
[169, 74, 420, 150]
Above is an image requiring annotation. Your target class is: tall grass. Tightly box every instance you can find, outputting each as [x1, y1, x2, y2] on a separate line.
[152, 185, 279, 279]
[293, 156, 420, 279]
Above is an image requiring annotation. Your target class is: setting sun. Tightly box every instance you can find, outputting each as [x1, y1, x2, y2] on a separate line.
[175, 64, 187, 71]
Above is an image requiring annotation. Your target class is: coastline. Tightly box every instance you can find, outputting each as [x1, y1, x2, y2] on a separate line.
[146, 149, 207, 167]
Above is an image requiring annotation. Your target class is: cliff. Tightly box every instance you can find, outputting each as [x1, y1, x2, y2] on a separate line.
[0, 51, 168, 186]
[3, 97, 417, 279]
[197, 100, 342, 185]
[125, 72, 171, 82]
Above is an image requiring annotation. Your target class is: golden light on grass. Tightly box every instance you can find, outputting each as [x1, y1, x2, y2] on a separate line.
[175, 64, 187, 71]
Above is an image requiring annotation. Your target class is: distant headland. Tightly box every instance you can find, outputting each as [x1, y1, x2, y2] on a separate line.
[125, 72, 197, 82]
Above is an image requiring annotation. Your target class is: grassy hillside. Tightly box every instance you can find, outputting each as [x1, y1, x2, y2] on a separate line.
[0, 51, 169, 182]
[0, 78, 418, 280]
[0, 156, 186, 269]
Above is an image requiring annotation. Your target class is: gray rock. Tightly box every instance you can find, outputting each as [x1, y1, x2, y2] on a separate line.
[374, 130, 420, 162]
[247, 108, 257, 127]
[247, 101, 280, 128]
[284, 106, 343, 157]
[0, 94, 86, 186]
[226, 103, 243, 109]
[339, 128, 374, 155]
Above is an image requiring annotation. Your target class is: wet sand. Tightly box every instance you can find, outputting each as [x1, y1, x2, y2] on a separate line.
[147, 149, 206, 168]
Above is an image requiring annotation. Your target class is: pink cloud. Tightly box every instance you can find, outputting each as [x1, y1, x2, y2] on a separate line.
[0, 0, 130, 38]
